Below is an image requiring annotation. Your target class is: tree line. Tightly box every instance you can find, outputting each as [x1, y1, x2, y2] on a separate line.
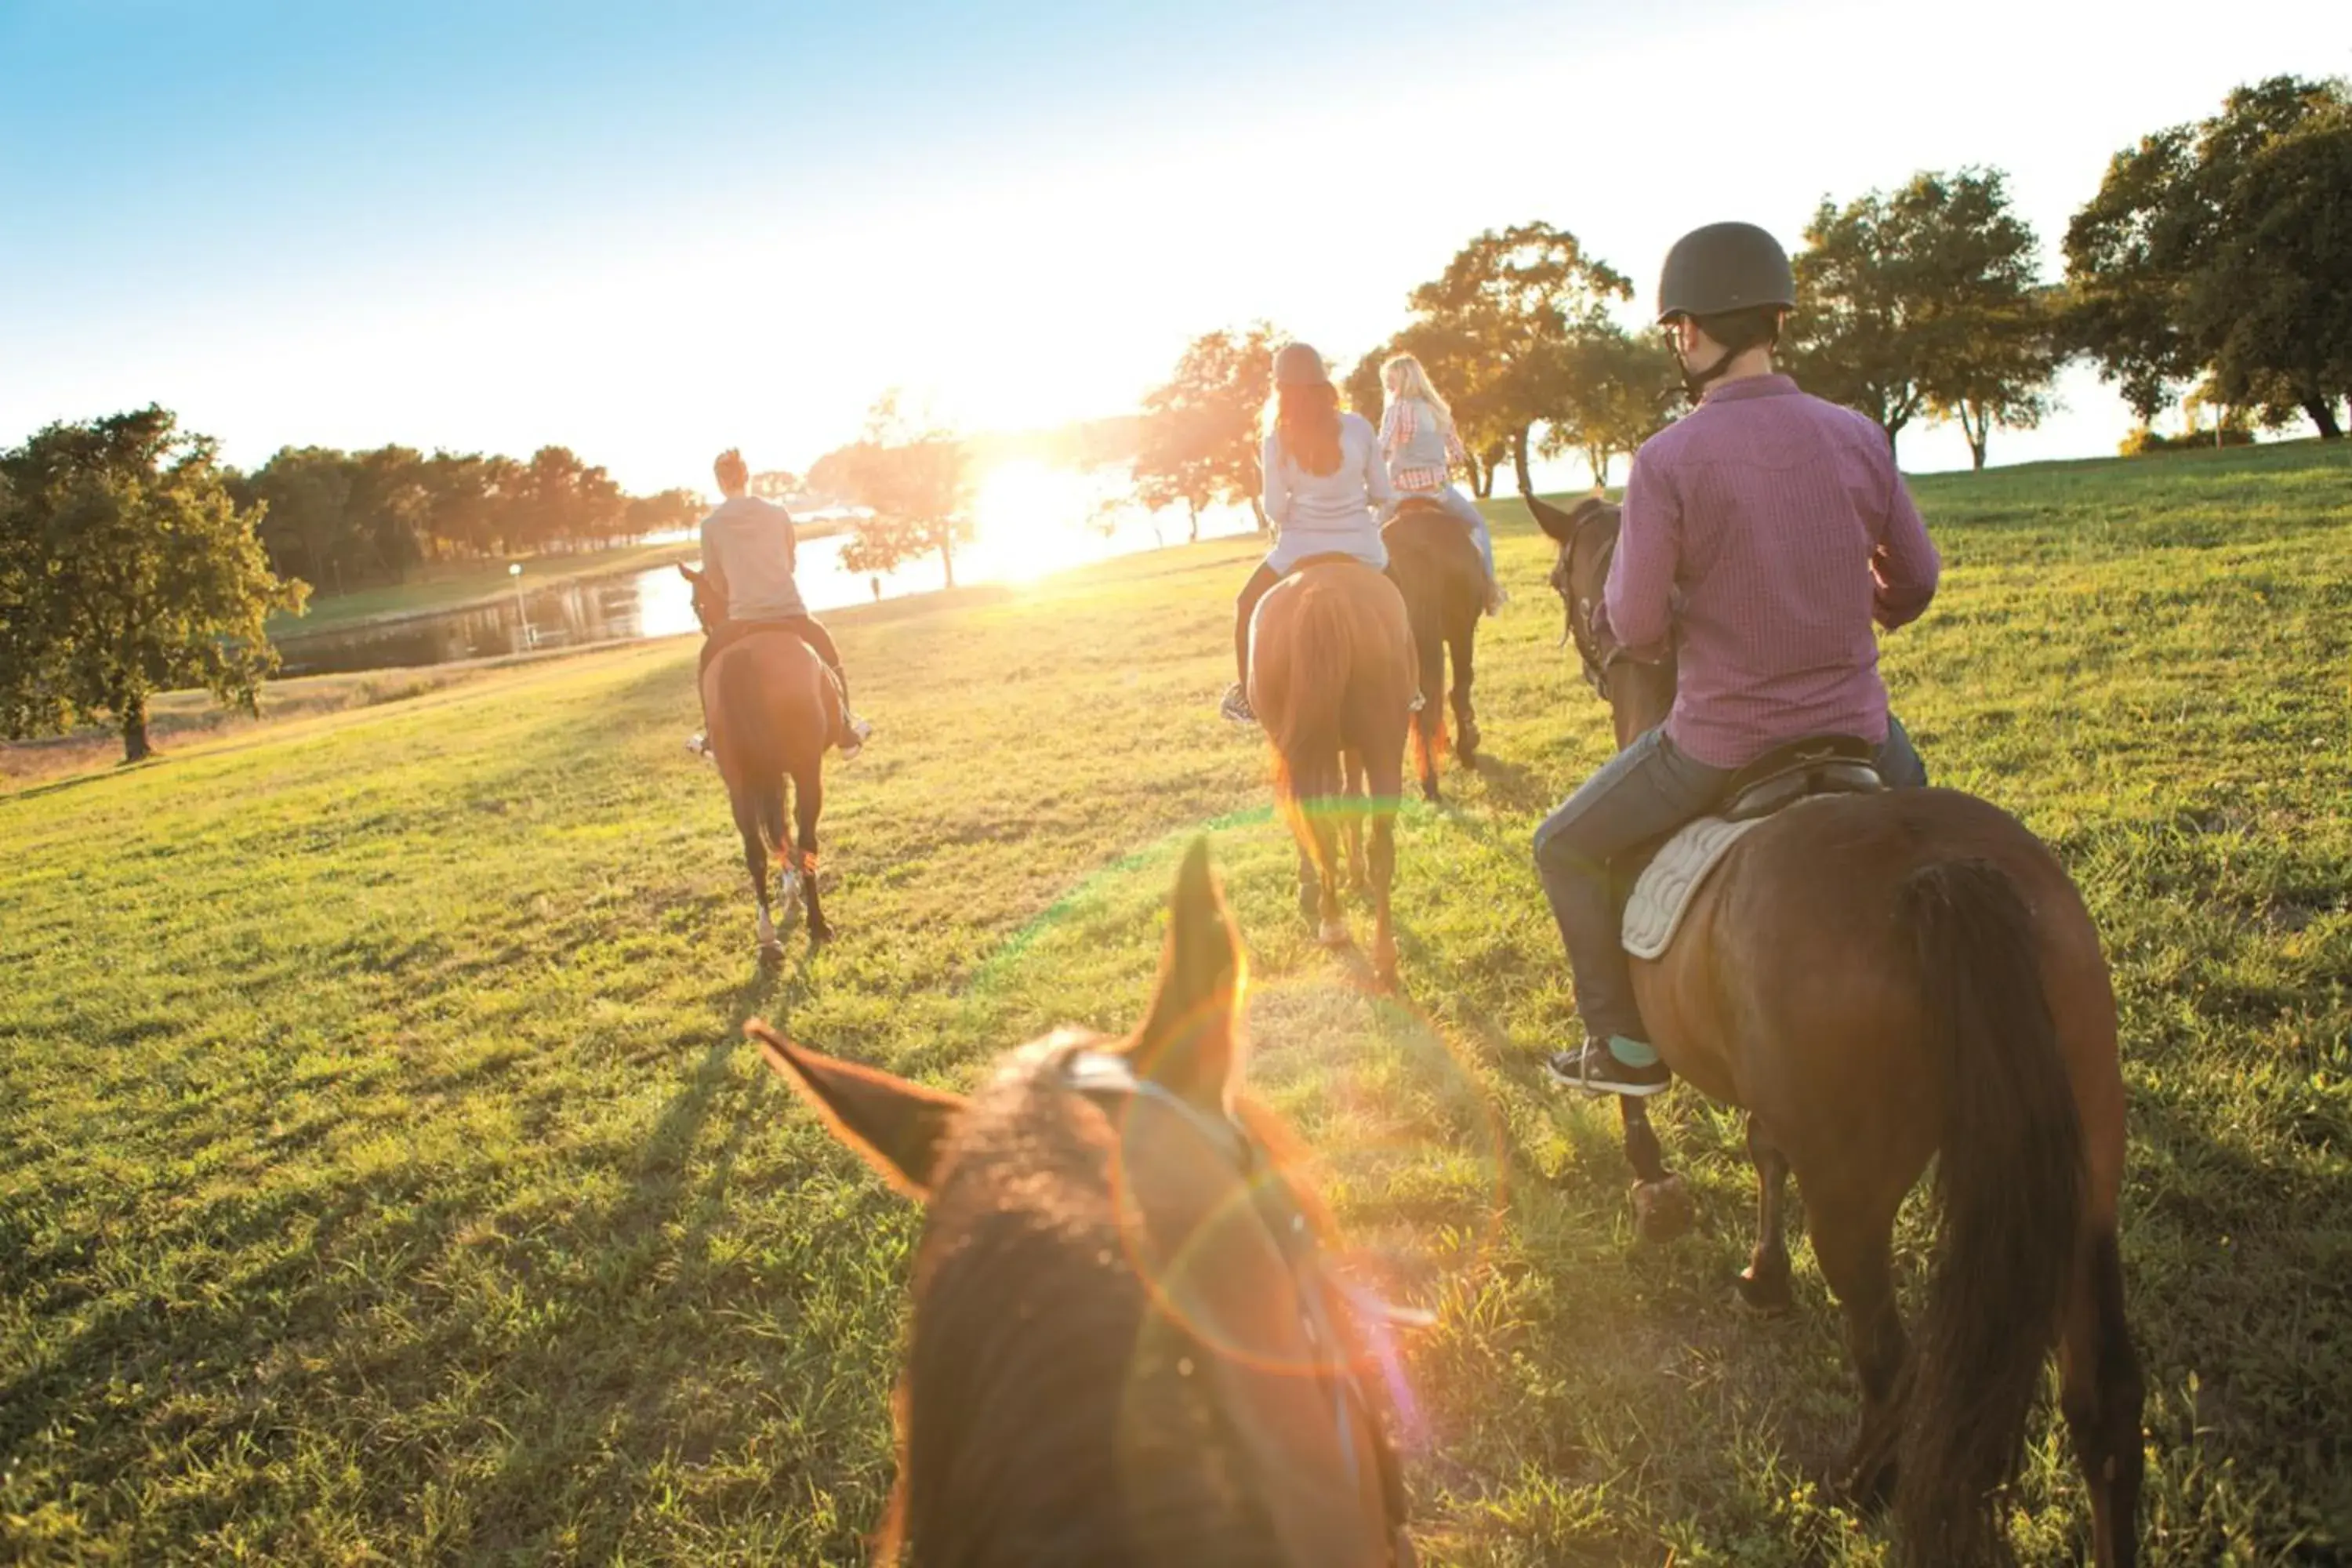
[5, 75, 2343, 764]
[1131, 72, 2350, 517]
[230, 443, 703, 597]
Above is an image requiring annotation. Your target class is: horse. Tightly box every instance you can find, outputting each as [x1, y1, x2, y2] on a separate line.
[752, 841, 1415, 1567]
[1525, 492, 2145, 1568]
[1247, 558, 1419, 988]
[1380, 499, 1485, 801]
[681, 563, 837, 955]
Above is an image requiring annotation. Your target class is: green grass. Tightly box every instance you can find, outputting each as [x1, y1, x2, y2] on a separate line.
[4, 440, 2349, 1564]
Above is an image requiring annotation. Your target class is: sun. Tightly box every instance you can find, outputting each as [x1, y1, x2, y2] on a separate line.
[970, 459, 1107, 583]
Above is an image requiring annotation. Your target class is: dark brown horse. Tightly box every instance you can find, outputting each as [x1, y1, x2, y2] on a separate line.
[1527, 492, 2145, 1568]
[1381, 499, 1485, 800]
[753, 842, 1414, 1566]
[682, 563, 837, 954]
[1248, 559, 1419, 987]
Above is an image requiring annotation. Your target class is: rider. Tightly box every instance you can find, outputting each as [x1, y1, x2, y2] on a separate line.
[1534, 221, 1940, 1097]
[1378, 353, 1503, 614]
[1219, 343, 1396, 726]
[688, 447, 873, 760]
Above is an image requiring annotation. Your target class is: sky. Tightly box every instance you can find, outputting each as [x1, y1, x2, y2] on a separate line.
[3, 0, 2347, 492]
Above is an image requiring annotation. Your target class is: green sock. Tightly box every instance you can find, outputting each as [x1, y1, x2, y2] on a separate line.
[1607, 1035, 1661, 1068]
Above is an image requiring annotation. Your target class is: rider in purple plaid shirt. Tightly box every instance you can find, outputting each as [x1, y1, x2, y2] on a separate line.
[1537, 223, 1940, 1098]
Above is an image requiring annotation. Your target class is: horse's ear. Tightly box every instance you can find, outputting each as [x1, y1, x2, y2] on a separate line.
[1525, 493, 1578, 543]
[678, 562, 702, 584]
[1125, 838, 1247, 1112]
[748, 1022, 965, 1200]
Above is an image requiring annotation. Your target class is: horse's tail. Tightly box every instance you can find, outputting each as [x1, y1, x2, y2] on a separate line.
[715, 649, 789, 855]
[1895, 859, 2084, 1565]
[1260, 586, 1350, 877]
[1391, 550, 1448, 782]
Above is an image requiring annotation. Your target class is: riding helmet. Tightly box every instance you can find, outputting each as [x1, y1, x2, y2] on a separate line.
[1654, 222, 1797, 325]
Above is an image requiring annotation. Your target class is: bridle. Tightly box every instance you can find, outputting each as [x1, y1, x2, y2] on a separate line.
[1553, 506, 1630, 702]
[1059, 1047, 1416, 1566]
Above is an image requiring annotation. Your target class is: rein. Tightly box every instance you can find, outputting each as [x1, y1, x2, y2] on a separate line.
[1560, 513, 1630, 702]
[1060, 1049, 1415, 1564]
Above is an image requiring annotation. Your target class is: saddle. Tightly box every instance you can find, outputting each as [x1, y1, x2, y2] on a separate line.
[1620, 735, 1886, 960]
[1282, 550, 1372, 579]
[1720, 735, 1885, 820]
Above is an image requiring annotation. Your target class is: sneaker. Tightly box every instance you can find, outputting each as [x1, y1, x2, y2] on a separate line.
[834, 710, 874, 762]
[1544, 1041, 1671, 1097]
[686, 731, 711, 758]
[1218, 682, 1258, 727]
[1483, 581, 1508, 617]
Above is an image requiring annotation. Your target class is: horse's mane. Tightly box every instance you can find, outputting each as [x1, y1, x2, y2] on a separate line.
[884, 1039, 1294, 1568]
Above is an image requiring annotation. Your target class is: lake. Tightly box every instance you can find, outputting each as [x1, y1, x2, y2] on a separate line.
[272, 467, 1261, 677]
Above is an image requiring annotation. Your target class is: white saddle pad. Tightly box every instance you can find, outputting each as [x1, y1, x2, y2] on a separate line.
[1622, 815, 1762, 960]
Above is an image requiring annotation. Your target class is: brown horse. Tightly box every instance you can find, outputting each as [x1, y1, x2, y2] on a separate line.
[753, 841, 1415, 1566]
[1381, 499, 1485, 801]
[1248, 558, 1419, 987]
[1526, 492, 2145, 1568]
[681, 563, 837, 954]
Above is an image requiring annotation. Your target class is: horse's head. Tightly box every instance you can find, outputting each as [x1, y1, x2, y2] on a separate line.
[677, 561, 724, 634]
[1525, 493, 1676, 748]
[753, 841, 1411, 1566]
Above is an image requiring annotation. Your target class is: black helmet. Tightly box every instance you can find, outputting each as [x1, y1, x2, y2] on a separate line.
[1655, 222, 1795, 325]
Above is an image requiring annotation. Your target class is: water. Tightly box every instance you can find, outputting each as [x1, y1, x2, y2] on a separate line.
[271, 467, 1262, 677]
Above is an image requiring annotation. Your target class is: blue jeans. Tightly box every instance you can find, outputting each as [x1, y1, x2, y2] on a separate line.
[1532, 717, 1927, 1044]
[1403, 485, 1494, 582]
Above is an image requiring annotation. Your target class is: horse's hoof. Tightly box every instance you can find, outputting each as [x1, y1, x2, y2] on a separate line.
[757, 940, 786, 965]
[808, 924, 834, 948]
[1317, 918, 1350, 948]
[1631, 1175, 1694, 1242]
[1735, 1263, 1794, 1315]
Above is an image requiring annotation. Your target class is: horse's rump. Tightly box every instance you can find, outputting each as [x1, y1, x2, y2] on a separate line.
[1248, 562, 1415, 763]
[702, 629, 836, 776]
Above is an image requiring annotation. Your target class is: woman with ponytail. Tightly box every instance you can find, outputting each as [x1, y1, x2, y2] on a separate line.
[1219, 342, 1396, 726]
[1379, 353, 1502, 612]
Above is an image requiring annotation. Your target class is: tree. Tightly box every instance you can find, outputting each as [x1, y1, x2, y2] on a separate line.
[1132, 324, 1281, 538]
[1788, 168, 2060, 465]
[625, 488, 705, 538]
[0, 407, 307, 762]
[2066, 76, 2352, 439]
[1403, 223, 1633, 495]
[1538, 327, 1682, 486]
[829, 393, 975, 588]
[1936, 286, 2061, 470]
[1344, 350, 1387, 428]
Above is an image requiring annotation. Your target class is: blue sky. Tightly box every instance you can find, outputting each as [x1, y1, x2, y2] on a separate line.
[3, 0, 2344, 490]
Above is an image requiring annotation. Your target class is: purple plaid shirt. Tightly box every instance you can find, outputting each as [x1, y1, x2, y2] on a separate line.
[1599, 374, 1940, 769]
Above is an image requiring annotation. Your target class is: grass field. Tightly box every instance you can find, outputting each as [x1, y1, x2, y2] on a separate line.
[4, 441, 2349, 1564]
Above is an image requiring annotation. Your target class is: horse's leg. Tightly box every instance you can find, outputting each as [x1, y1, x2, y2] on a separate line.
[1811, 1193, 1909, 1508]
[793, 761, 831, 946]
[1363, 740, 1405, 987]
[2058, 1226, 2145, 1568]
[1620, 1096, 1693, 1241]
[731, 787, 779, 959]
[1449, 618, 1479, 768]
[1355, 752, 1374, 893]
[1737, 1113, 1795, 1312]
[1412, 637, 1446, 802]
[1308, 757, 1346, 946]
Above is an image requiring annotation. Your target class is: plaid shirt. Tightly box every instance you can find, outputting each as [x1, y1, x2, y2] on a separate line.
[1378, 397, 1470, 493]
[1600, 375, 1940, 769]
